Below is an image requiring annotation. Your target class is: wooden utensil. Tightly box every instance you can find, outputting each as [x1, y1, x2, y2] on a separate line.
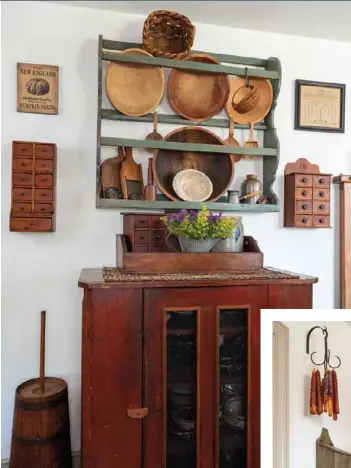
[145, 112, 163, 153]
[167, 54, 230, 121]
[121, 147, 144, 200]
[100, 148, 125, 199]
[240, 190, 262, 201]
[224, 119, 241, 163]
[243, 123, 259, 160]
[105, 48, 164, 117]
[144, 157, 156, 201]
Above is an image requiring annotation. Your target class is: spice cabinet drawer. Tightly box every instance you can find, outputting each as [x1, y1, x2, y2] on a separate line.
[150, 217, 164, 229]
[34, 189, 53, 202]
[34, 159, 54, 173]
[12, 203, 32, 214]
[134, 231, 149, 245]
[13, 158, 33, 172]
[150, 230, 165, 246]
[313, 216, 330, 228]
[313, 175, 330, 188]
[13, 188, 32, 201]
[295, 174, 312, 187]
[313, 202, 330, 215]
[35, 174, 53, 187]
[295, 188, 312, 200]
[313, 189, 330, 201]
[10, 217, 52, 232]
[13, 173, 33, 186]
[295, 215, 313, 227]
[35, 144, 54, 158]
[296, 201, 312, 214]
[34, 203, 54, 214]
[13, 142, 33, 157]
[134, 216, 150, 229]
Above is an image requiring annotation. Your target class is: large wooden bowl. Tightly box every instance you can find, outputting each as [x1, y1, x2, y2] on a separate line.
[167, 54, 230, 121]
[153, 127, 234, 201]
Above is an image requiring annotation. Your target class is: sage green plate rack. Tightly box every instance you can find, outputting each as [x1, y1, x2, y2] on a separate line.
[97, 35, 281, 212]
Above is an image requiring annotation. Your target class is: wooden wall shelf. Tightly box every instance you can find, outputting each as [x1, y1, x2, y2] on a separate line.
[96, 35, 282, 213]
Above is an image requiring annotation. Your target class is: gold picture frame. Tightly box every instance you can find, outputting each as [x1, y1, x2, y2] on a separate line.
[295, 79, 345, 133]
[17, 63, 59, 115]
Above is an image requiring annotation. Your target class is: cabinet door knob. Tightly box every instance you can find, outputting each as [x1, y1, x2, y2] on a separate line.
[127, 408, 148, 419]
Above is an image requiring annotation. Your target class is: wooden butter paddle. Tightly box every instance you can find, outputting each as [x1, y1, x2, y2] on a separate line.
[121, 147, 144, 200]
[145, 112, 163, 153]
[224, 119, 241, 162]
[243, 122, 259, 160]
[144, 157, 156, 201]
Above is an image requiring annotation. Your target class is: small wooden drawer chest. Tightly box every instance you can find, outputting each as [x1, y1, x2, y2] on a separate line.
[284, 158, 332, 228]
[123, 213, 166, 252]
[10, 141, 56, 232]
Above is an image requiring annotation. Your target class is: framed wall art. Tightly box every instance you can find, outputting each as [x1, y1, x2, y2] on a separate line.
[295, 79, 345, 133]
[17, 63, 59, 115]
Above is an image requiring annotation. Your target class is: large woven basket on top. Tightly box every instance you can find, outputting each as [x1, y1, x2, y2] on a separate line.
[142, 10, 195, 59]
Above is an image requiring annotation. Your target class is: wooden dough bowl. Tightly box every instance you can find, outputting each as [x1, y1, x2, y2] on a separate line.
[153, 127, 234, 202]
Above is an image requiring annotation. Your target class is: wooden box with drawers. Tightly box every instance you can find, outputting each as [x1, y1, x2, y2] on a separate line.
[123, 213, 166, 252]
[284, 158, 331, 228]
[9, 141, 56, 232]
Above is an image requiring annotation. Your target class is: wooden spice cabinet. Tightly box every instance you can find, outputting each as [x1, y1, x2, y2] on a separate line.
[9, 141, 56, 232]
[284, 158, 332, 228]
[79, 268, 317, 468]
[123, 213, 166, 252]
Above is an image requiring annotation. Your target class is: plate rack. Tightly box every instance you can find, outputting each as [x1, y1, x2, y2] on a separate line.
[96, 35, 282, 212]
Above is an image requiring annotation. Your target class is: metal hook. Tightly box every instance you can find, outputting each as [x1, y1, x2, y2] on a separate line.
[306, 325, 341, 369]
[245, 67, 249, 87]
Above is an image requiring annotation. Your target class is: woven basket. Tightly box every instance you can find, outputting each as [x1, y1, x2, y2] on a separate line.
[142, 10, 195, 59]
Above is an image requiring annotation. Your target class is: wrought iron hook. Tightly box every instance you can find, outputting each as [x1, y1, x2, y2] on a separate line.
[306, 326, 341, 369]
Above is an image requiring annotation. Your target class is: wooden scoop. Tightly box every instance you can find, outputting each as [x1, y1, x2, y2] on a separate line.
[243, 123, 259, 160]
[224, 119, 241, 162]
[100, 147, 125, 199]
[145, 112, 163, 153]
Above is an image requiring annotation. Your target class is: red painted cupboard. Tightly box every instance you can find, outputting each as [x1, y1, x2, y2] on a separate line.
[79, 268, 316, 468]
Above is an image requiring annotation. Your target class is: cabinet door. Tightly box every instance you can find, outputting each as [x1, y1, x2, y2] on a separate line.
[143, 286, 265, 468]
[81, 289, 143, 468]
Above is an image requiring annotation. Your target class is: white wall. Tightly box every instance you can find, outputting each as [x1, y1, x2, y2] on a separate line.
[1, 1, 351, 458]
[283, 321, 351, 468]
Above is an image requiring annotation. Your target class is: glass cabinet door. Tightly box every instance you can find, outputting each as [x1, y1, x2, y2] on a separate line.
[217, 308, 248, 468]
[166, 310, 198, 468]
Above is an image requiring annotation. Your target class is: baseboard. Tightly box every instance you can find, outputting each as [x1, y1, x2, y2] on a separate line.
[1, 451, 80, 467]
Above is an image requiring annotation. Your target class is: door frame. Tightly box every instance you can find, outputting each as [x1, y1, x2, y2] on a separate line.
[273, 321, 289, 468]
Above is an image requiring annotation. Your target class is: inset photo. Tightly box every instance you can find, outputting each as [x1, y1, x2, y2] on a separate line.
[261, 311, 351, 468]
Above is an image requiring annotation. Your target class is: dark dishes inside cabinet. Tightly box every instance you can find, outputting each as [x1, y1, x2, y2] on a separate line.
[10, 141, 56, 232]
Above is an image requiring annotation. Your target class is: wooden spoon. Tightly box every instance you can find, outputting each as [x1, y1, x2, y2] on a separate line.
[145, 112, 163, 153]
[224, 119, 241, 162]
[243, 123, 259, 160]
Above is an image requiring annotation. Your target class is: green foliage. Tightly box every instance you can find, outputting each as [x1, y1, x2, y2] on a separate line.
[161, 204, 237, 240]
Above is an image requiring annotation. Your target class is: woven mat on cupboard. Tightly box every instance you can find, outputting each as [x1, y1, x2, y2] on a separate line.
[102, 267, 299, 283]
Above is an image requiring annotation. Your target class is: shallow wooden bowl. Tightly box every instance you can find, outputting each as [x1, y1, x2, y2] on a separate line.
[167, 54, 230, 121]
[153, 127, 234, 201]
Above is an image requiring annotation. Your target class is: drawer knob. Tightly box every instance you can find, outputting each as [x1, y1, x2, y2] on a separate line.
[319, 218, 325, 224]
[20, 162, 25, 166]
[42, 178, 48, 182]
[302, 204, 308, 210]
[139, 220, 146, 224]
[319, 191, 324, 197]
[302, 177, 308, 183]
[302, 217, 308, 224]
[155, 235, 161, 240]
[302, 190, 308, 196]
[319, 178, 325, 184]
[349, 177, 351, 181]
[319, 204, 325, 210]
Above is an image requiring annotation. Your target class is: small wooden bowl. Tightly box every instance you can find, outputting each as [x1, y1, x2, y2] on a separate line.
[153, 127, 234, 202]
[172, 169, 213, 202]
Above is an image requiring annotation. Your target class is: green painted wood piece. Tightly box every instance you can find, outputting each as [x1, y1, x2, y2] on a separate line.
[102, 51, 279, 80]
[102, 39, 267, 67]
[100, 109, 268, 130]
[96, 35, 103, 203]
[263, 57, 281, 204]
[100, 137, 278, 156]
[97, 198, 280, 212]
[316, 428, 351, 468]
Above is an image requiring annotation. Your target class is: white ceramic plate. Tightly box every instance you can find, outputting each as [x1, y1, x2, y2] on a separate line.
[172, 169, 213, 202]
